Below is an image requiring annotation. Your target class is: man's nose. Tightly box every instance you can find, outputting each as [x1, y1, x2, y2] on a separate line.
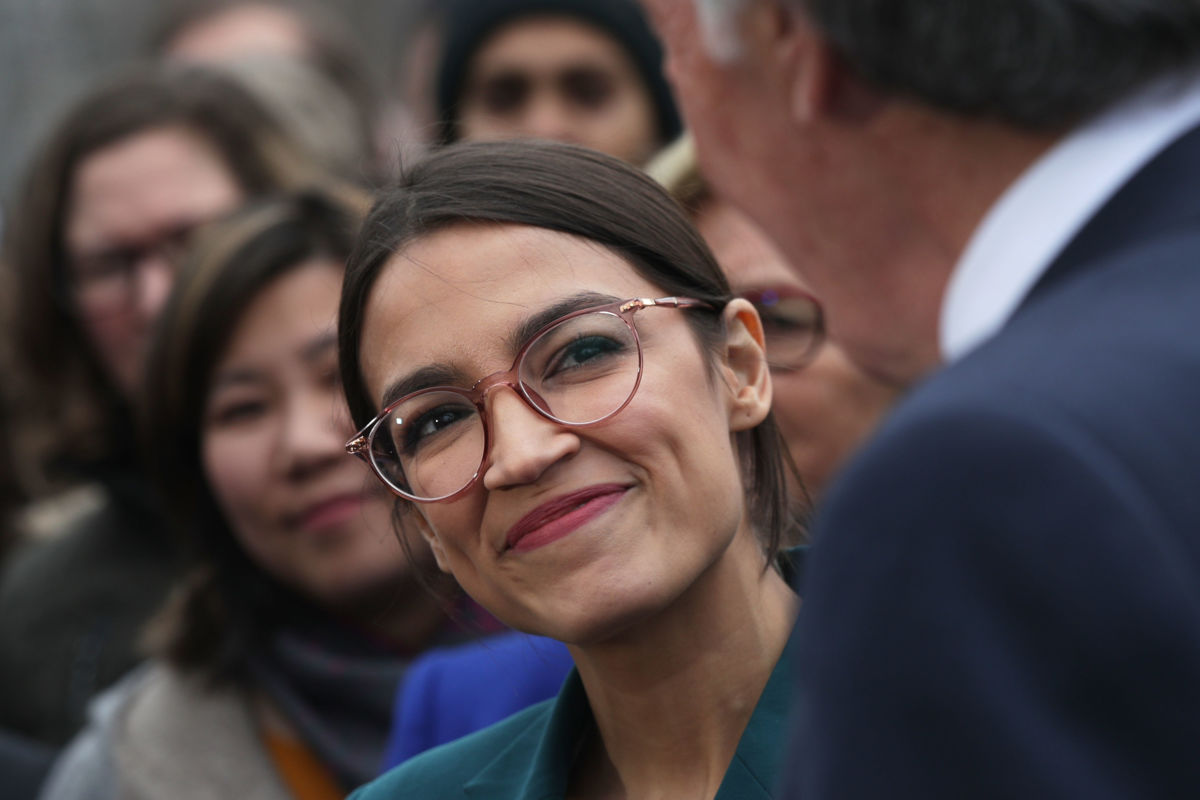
[519, 92, 578, 144]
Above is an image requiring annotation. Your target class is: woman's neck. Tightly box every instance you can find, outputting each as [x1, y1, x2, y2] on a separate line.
[567, 531, 798, 800]
[329, 570, 459, 652]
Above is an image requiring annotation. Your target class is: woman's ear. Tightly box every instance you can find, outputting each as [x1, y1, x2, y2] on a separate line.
[721, 298, 773, 432]
[411, 510, 453, 574]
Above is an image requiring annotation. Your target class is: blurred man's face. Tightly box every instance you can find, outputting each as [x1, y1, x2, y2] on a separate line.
[457, 16, 661, 165]
[642, 0, 935, 386]
[642, 1, 774, 242]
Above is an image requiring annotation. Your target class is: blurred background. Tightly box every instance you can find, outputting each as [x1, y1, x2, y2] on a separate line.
[0, 0, 427, 219]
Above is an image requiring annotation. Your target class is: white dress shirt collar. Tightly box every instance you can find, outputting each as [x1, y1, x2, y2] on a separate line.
[940, 70, 1200, 362]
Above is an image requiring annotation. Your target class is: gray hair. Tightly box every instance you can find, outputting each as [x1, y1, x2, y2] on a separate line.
[693, 0, 752, 62]
[796, 0, 1200, 128]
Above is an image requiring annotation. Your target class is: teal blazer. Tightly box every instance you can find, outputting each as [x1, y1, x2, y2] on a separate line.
[349, 629, 796, 799]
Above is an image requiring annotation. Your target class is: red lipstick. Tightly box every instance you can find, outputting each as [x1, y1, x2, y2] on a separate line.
[504, 484, 629, 553]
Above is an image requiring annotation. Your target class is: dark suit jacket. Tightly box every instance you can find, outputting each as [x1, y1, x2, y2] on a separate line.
[784, 123, 1200, 797]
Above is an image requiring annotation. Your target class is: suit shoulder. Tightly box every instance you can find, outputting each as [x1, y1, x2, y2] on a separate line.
[351, 699, 556, 799]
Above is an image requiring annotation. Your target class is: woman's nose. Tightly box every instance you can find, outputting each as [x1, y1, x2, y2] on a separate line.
[134, 254, 174, 323]
[280, 392, 347, 480]
[481, 387, 580, 491]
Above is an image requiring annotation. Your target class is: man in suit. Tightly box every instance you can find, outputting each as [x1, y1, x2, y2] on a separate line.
[642, 0, 1200, 795]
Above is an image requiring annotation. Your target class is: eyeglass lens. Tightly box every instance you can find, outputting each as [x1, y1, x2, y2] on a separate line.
[367, 310, 641, 500]
[69, 223, 197, 313]
[746, 290, 823, 370]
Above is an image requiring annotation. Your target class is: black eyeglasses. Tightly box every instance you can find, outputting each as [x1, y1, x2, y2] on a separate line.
[346, 297, 713, 503]
[68, 222, 201, 315]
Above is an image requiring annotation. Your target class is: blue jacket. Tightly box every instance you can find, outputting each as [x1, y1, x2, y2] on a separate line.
[381, 632, 573, 770]
[784, 122, 1200, 796]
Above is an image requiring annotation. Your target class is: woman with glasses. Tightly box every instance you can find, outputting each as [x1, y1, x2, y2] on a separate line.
[41, 191, 461, 800]
[340, 140, 803, 799]
[375, 133, 896, 774]
[0, 65, 328, 754]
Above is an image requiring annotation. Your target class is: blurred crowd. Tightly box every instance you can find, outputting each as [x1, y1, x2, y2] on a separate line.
[2, 0, 1198, 798]
[0, 2, 891, 797]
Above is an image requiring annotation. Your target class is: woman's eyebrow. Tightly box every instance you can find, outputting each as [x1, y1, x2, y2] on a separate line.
[380, 292, 620, 408]
[300, 330, 338, 365]
[210, 367, 263, 391]
[506, 291, 619, 354]
[380, 364, 470, 410]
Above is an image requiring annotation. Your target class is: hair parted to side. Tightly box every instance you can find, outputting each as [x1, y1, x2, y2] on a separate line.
[140, 189, 368, 684]
[339, 139, 803, 565]
[1, 64, 329, 495]
[790, 0, 1200, 129]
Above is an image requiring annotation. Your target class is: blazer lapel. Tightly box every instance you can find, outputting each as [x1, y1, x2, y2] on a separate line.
[463, 670, 590, 799]
[715, 629, 798, 799]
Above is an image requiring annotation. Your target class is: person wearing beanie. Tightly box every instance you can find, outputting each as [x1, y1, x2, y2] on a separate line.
[434, 0, 682, 165]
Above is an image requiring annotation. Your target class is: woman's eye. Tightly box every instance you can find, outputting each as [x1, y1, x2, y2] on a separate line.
[561, 67, 614, 110]
[319, 366, 342, 390]
[547, 335, 624, 375]
[403, 404, 475, 452]
[72, 251, 134, 284]
[209, 400, 267, 427]
[478, 72, 530, 115]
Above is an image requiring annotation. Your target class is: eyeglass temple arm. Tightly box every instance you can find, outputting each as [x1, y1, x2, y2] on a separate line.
[345, 434, 369, 457]
[619, 297, 713, 313]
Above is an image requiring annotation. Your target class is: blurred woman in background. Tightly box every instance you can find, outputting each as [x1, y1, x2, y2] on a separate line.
[41, 191, 459, 800]
[0, 65, 327, 750]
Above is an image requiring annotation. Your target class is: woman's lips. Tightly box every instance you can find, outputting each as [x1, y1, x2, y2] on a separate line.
[296, 493, 365, 533]
[504, 484, 629, 553]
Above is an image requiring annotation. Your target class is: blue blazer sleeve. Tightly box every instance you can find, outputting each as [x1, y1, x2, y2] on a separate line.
[380, 632, 573, 772]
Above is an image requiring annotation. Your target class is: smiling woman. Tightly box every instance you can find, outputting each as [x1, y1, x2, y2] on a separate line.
[339, 140, 804, 800]
[38, 192, 460, 800]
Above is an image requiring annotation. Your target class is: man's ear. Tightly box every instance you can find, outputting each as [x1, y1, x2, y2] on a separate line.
[410, 510, 452, 574]
[721, 298, 773, 432]
[753, 3, 884, 126]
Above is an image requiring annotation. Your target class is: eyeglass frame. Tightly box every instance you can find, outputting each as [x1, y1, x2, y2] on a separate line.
[66, 220, 205, 315]
[738, 287, 826, 373]
[346, 296, 715, 503]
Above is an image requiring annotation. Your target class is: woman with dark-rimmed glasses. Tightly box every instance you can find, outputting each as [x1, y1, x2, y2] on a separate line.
[339, 139, 806, 799]
[0, 64, 326, 754]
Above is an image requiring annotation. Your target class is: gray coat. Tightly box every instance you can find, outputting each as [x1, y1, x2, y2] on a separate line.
[39, 665, 291, 800]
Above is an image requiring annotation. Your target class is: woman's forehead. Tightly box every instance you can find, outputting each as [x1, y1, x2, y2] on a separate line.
[372, 223, 653, 315]
[359, 224, 656, 394]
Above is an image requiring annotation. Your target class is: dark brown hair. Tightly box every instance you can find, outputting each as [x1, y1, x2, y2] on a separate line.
[2, 64, 326, 494]
[141, 189, 367, 683]
[338, 139, 801, 566]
